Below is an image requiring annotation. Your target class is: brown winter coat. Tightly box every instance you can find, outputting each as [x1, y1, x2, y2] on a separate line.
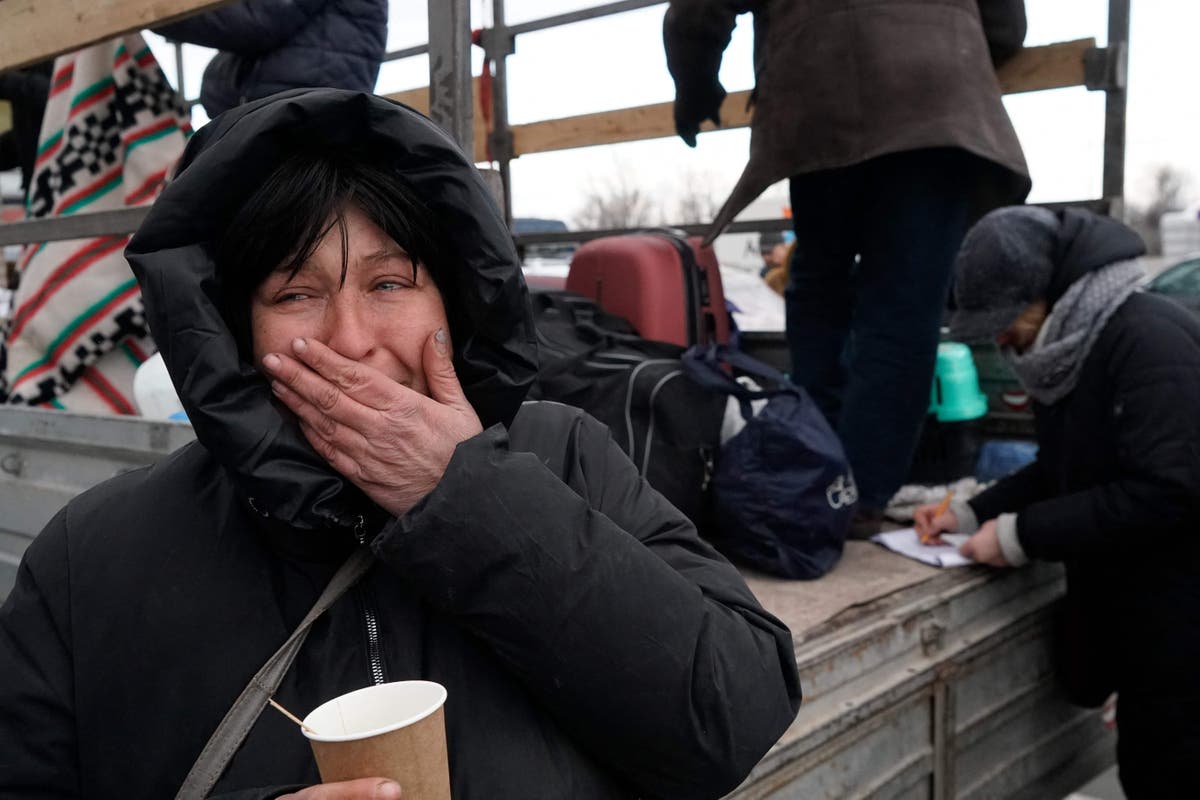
[664, 0, 1031, 237]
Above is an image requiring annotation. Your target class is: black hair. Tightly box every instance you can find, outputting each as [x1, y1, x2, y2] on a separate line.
[217, 149, 446, 353]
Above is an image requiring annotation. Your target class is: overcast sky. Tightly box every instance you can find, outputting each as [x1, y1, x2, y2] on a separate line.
[145, 0, 1198, 224]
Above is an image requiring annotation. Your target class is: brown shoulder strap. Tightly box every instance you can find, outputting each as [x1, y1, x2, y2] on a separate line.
[175, 547, 375, 799]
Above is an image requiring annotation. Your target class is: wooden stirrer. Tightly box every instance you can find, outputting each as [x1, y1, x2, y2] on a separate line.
[268, 697, 317, 735]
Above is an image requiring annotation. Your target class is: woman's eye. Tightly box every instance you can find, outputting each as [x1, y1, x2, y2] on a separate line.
[374, 280, 413, 292]
[276, 292, 311, 303]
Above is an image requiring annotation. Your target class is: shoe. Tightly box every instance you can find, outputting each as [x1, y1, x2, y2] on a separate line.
[847, 508, 885, 540]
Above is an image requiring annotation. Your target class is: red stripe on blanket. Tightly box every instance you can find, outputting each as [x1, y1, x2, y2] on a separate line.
[70, 81, 116, 117]
[53, 163, 123, 216]
[126, 126, 182, 160]
[8, 236, 128, 341]
[123, 339, 151, 363]
[49, 64, 75, 98]
[81, 369, 136, 415]
[126, 166, 169, 205]
[11, 283, 142, 391]
[17, 242, 44, 274]
[35, 133, 63, 169]
[123, 117, 177, 148]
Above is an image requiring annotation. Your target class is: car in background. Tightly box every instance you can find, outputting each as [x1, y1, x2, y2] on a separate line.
[1146, 254, 1200, 315]
[514, 217, 574, 290]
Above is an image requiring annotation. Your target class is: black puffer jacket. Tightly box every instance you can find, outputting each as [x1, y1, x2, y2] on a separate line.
[969, 211, 1200, 707]
[154, 0, 387, 117]
[0, 91, 801, 799]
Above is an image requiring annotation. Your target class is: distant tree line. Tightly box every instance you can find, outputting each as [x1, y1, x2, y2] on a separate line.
[572, 162, 1196, 254]
[573, 168, 720, 230]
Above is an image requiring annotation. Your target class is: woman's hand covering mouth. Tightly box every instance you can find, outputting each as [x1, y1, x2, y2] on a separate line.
[263, 329, 483, 517]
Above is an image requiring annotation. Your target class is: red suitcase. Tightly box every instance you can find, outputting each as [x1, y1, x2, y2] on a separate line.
[565, 232, 731, 348]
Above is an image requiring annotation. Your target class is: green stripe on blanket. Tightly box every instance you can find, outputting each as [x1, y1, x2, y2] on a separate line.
[12, 278, 139, 383]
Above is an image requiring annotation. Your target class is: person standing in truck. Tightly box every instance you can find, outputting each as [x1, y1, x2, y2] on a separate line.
[916, 206, 1200, 799]
[664, 0, 1031, 534]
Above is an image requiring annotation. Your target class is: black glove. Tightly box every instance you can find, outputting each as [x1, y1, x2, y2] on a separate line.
[674, 79, 726, 148]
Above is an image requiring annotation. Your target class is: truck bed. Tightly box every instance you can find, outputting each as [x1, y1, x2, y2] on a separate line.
[0, 407, 1105, 797]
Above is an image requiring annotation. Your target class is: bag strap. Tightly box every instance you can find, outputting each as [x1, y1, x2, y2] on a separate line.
[175, 546, 376, 800]
[533, 292, 683, 381]
[681, 344, 796, 403]
[533, 293, 637, 380]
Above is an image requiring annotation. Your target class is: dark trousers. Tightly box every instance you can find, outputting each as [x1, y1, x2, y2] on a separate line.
[786, 149, 974, 510]
[1117, 696, 1200, 798]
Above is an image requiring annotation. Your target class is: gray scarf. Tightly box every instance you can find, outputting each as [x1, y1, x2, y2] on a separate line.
[1003, 258, 1144, 405]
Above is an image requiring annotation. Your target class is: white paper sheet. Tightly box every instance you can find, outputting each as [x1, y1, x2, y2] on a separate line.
[870, 528, 974, 568]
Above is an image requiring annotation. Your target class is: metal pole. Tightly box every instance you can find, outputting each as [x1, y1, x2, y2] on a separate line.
[506, 0, 664, 37]
[0, 208, 149, 247]
[490, 0, 514, 225]
[173, 42, 185, 99]
[1102, 0, 1130, 215]
[381, 1, 664, 69]
[427, 0, 474, 156]
[382, 43, 431, 62]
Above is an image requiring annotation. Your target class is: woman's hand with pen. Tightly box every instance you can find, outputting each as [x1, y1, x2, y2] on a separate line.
[914, 493, 959, 544]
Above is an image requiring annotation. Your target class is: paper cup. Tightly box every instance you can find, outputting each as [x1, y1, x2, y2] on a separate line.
[302, 681, 451, 800]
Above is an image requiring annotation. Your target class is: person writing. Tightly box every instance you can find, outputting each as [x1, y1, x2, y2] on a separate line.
[0, 89, 801, 799]
[915, 206, 1200, 798]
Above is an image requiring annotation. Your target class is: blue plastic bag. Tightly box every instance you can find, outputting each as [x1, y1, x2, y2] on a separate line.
[974, 440, 1038, 482]
[682, 345, 856, 579]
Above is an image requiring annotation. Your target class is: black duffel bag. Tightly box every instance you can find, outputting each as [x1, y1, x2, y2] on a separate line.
[527, 291, 726, 529]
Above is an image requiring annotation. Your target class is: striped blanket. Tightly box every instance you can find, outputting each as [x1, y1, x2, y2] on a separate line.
[0, 35, 190, 414]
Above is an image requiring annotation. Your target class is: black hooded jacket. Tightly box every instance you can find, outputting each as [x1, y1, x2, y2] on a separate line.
[0, 91, 801, 799]
[968, 209, 1200, 708]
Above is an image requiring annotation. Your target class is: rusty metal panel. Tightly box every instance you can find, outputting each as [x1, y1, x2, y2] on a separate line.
[953, 621, 1058, 735]
[732, 561, 1112, 799]
[958, 690, 1110, 799]
[735, 690, 933, 800]
[952, 620, 1115, 799]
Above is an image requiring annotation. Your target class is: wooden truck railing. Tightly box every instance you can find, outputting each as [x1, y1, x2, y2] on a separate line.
[0, 0, 1130, 249]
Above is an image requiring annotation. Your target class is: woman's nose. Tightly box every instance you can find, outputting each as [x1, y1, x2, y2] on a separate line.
[323, 296, 376, 361]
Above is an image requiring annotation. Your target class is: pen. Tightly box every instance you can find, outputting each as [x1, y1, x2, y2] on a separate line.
[920, 490, 955, 545]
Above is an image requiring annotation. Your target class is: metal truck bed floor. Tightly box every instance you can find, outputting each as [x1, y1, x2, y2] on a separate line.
[736, 546, 1112, 799]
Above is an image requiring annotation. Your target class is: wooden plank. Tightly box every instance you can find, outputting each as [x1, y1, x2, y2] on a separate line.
[510, 94, 722, 157]
[0, 0, 238, 72]
[385, 78, 489, 163]
[996, 37, 1094, 95]
[508, 38, 1098, 157]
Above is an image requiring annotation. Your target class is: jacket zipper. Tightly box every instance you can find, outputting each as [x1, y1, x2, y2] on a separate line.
[354, 518, 386, 686]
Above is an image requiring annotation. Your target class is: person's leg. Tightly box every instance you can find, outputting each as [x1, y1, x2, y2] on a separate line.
[1117, 696, 1200, 798]
[837, 149, 974, 511]
[785, 167, 862, 425]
